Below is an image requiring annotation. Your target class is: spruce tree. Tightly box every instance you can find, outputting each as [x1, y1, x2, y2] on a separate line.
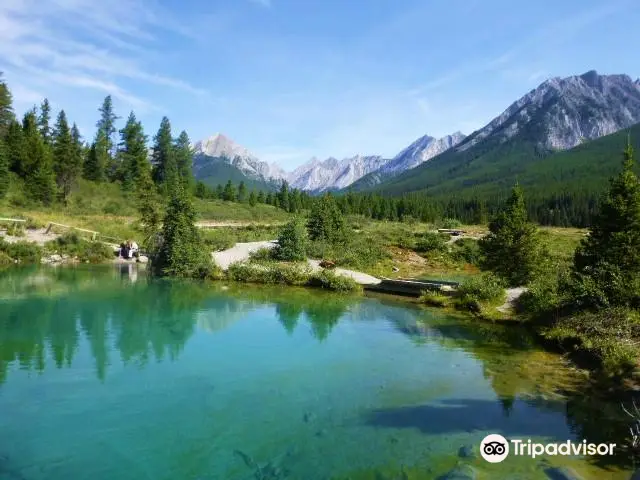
[248, 191, 257, 206]
[38, 98, 52, 145]
[84, 130, 109, 182]
[52, 110, 81, 203]
[174, 130, 194, 189]
[279, 181, 291, 211]
[5, 120, 26, 176]
[571, 141, 640, 308]
[0, 73, 14, 138]
[478, 183, 541, 287]
[137, 166, 162, 249]
[0, 138, 8, 198]
[152, 179, 212, 278]
[257, 191, 265, 203]
[96, 95, 118, 157]
[151, 117, 176, 188]
[237, 181, 247, 203]
[118, 112, 149, 190]
[222, 180, 236, 201]
[307, 193, 346, 243]
[275, 217, 308, 261]
[22, 111, 56, 205]
[71, 123, 84, 178]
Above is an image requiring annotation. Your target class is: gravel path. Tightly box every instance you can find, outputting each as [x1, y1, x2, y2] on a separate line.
[307, 260, 381, 285]
[212, 241, 278, 270]
[497, 287, 528, 313]
[211, 241, 382, 285]
[0, 228, 60, 246]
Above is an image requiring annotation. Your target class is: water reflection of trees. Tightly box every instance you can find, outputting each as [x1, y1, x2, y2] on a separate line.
[0, 269, 361, 384]
[391, 304, 637, 469]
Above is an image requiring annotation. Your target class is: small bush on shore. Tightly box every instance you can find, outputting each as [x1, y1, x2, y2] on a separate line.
[419, 291, 449, 307]
[440, 218, 462, 229]
[455, 273, 505, 312]
[544, 307, 640, 377]
[308, 269, 362, 293]
[227, 262, 311, 286]
[0, 239, 43, 263]
[45, 232, 113, 263]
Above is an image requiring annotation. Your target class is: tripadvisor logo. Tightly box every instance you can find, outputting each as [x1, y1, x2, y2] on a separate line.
[480, 434, 616, 463]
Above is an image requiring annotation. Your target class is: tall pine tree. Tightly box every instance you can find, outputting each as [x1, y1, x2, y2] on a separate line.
[118, 112, 149, 191]
[174, 130, 194, 189]
[52, 110, 81, 203]
[0, 137, 8, 198]
[22, 111, 56, 205]
[0, 72, 13, 138]
[84, 130, 109, 182]
[96, 95, 119, 180]
[38, 98, 52, 145]
[571, 141, 640, 308]
[151, 117, 176, 189]
[5, 120, 26, 177]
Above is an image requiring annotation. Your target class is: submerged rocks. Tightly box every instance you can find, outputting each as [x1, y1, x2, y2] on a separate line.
[544, 467, 585, 480]
[458, 444, 476, 459]
[438, 464, 477, 480]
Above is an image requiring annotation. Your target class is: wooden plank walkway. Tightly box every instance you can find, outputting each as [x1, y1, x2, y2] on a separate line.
[364, 278, 459, 297]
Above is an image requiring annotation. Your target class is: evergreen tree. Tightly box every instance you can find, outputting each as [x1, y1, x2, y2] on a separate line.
[52, 110, 81, 203]
[38, 98, 52, 145]
[195, 181, 207, 199]
[5, 120, 26, 176]
[307, 193, 346, 243]
[248, 190, 257, 206]
[237, 181, 247, 203]
[215, 184, 223, 199]
[275, 217, 308, 261]
[118, 112, 149, 190]
[278, 181, 290, 212]
[222, 180, 236, 201]
[22, 111, 56, 205]
[152, 180, 212, 278]
[478, 183, 541, 287]
[71, 123, 84, 181]
[0, 73, 14, 138]
[174, 130, 194, 189]
[151, 117, 176, 188]
[136, 166, 162, 249]
[571, 141, 640, 308]
[0, 138, 8, 198]
[96, 95, 118, 157]
[83, 130, 109, 182]
[257, 191, 265, 203]
[265, 192, 274, 206]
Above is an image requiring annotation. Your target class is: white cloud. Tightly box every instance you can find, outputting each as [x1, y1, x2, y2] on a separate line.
[0, 0, 208, 115]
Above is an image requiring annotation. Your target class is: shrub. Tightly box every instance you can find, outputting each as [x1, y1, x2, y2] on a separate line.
[227, 262, 311, 286]
[544, 308, 640, 376]
[275, 217, 307, 261]
[415, 231, 448, 253]
[440, 218, 462, 229]
[307, 193, 346, 243]
[102, 200, 123, 215]
[450, 238, 481, 264]
[249, 247, 274, 262]
[455, 273, 505, 311]
[419, 291, 449, 307]
[6, 223, 25, 237]
[0, 239, 43, 263]
[518, 267, 570, 318]
[46, 232, 114, 263]
[308, 269, 362, 293]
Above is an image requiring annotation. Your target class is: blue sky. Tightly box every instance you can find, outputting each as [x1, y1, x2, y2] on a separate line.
[1, 0, 639, 170]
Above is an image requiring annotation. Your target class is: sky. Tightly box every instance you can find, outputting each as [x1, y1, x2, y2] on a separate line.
[1, 0, 639, 171]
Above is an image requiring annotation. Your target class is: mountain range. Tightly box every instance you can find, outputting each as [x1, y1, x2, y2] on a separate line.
[192, 70, 640, 194]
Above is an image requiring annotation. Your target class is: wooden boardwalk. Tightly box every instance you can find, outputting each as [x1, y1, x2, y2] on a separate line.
[364, 278, 459, 297]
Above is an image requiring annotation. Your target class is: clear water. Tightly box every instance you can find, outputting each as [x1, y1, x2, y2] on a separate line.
[0, 266, 635, 480]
